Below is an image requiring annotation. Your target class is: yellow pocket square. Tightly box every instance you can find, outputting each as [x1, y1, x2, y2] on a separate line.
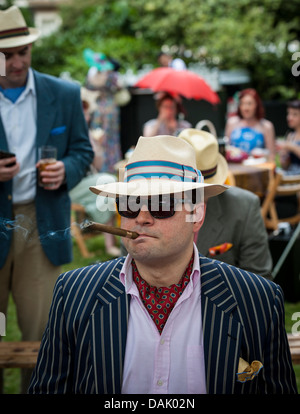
[236, 358, 263, 383]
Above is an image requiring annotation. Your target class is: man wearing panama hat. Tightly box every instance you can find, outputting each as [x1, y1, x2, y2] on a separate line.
[178, 128, 272, 278]
[29, 135, 296, 394]
[0, 6, 40, 49]
[0, 6, 93, 392]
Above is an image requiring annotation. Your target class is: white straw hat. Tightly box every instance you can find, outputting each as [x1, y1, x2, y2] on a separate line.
[0, 6, 40, 49]
[89, 135, 228, 199]
[178, 129, 228, 184]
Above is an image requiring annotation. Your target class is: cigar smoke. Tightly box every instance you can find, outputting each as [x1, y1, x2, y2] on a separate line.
[0, 216, 139, 243]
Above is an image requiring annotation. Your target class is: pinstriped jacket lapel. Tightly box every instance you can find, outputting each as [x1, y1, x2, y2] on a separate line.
[200, 256, 242, 394]
[89, 259, 130, 394]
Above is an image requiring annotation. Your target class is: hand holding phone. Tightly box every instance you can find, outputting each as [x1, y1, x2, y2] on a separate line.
[0, 150, 19, 182]
[0, 150, 16, 167]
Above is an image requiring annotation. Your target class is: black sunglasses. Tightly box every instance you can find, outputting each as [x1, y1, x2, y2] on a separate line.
[116, 194, 193, 219]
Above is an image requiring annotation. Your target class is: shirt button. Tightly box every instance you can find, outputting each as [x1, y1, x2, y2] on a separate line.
[160, 339, 165, 345]
[157, 380, 163, 386]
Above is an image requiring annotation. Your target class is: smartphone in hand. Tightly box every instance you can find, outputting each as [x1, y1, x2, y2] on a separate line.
[0, 150, 16, 167]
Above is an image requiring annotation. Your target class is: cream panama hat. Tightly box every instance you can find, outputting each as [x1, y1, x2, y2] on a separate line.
[0, 6, 40, 49]
[89, 135, 228, 199]
[178, 129, 229, 185]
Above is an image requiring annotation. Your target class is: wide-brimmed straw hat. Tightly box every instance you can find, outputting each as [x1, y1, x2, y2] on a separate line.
[178, 129, 228, 185]
[0, 6, 40, 49]
[89, 135, 227, 199]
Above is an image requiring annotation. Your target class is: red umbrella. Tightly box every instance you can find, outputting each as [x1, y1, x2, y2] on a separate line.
[134, 67, 220, 104]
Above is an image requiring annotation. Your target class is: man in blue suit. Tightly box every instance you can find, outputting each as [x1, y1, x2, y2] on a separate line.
[0, 6, 93, 391]
[29, 135, 297, 394]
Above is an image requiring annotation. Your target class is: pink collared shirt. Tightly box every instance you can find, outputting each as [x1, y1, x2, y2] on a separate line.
[120, 244, 206, 394]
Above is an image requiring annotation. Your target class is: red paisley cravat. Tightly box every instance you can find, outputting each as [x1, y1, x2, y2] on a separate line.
[132, 254, 194, 334]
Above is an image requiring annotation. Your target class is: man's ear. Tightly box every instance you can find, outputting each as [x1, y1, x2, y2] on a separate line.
[186, 202, 206, 229]
[193, 202, 206, 232]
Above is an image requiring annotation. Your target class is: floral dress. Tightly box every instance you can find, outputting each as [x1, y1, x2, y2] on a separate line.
[89, 71, 122, 173]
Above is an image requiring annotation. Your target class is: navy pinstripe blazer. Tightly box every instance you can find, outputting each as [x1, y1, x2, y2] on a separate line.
[28, 254, 297, 394]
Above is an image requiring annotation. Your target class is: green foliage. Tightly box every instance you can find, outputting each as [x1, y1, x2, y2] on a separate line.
[29, 0, 299, 99]
[32, 0, 156, 81]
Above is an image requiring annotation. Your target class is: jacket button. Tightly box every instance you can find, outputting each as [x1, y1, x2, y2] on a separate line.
[8, 194, 12, 200]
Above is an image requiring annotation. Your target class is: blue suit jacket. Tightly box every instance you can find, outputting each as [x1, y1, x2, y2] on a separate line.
[28, 255, 297, 394]
[0, 70, 94, 267]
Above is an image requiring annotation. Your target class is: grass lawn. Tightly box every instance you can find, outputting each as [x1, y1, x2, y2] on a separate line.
[2, 234, 300, 393]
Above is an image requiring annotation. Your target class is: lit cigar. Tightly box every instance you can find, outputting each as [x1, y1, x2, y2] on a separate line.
[82, 221, 139, 239]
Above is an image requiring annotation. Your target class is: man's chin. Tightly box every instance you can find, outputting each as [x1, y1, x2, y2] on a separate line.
[5, 72, 28, 88]
[129, 248, 158, 264]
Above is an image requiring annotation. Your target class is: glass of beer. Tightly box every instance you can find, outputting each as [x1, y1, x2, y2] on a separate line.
[38, 146, 57, 187]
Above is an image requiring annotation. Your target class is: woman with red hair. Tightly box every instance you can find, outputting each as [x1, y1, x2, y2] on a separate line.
[225, 88, 276, 160]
